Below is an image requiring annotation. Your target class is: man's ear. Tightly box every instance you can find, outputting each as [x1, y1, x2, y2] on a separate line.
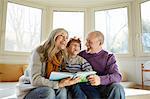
[99, 42, 101, 45]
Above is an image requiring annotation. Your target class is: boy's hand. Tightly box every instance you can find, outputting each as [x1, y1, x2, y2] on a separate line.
[87, 75, 101, 86]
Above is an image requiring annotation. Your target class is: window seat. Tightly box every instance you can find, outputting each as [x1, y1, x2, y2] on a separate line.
[0, 64, 150, 99]
[0, 82, 150, 99]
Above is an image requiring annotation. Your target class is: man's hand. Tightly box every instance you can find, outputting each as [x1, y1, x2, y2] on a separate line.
[87, 75, 101, 86]
[59, 77, 80, 88]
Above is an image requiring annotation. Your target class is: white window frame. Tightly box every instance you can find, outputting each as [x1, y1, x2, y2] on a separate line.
[91, 3, 133, 57]
[137, 0, 150, 56]
[51, 7, 87, 47]
[0, 0, 47, 56]
[0, 0, 3, 54]
[0, 0, 149, 61]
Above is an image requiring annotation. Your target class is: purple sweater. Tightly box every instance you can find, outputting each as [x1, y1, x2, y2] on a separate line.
[79, 49, 122, 85]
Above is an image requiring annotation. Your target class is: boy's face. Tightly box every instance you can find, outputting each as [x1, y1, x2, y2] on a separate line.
[67, 42, 80, 56]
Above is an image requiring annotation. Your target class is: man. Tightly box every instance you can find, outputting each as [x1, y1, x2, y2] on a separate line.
[79, 31, 125, 99]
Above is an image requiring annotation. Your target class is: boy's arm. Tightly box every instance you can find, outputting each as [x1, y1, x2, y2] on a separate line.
[80, 57, 93, 71]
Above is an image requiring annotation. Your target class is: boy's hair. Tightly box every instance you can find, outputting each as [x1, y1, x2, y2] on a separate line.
[66, 38, 81, 49]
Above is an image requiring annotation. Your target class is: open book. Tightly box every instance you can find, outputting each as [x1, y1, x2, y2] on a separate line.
[49, 71, 96, 82]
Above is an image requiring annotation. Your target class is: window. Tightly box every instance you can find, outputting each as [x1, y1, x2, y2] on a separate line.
[5, 2, 42, 52]
[95, 7, 128, 54]
[141, 1, 150, 53]
[53, 11, 84, 42]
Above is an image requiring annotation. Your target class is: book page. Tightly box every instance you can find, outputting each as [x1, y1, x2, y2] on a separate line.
[49, 72, 74, 81]
[74, 71, 96, 82]
[49, 71, 96, 82]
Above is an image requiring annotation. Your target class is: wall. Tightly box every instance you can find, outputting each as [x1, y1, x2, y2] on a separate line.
[117, 57, 150, 85]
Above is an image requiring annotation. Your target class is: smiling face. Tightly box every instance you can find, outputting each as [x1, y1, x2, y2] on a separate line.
[66, 38, 81, 56]
[54, 30, 68, 50]
[86, 31, 104, 53]
[67, 41, 80, 56]
[86, 33, 100, 51]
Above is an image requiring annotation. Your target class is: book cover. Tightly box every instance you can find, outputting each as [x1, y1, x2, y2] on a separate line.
[49, 71, 96, 82]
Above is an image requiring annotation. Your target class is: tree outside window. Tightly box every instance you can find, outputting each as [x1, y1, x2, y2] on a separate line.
[95, 7, 128, 54]
[5, 2, 42, 52]
[141, 1, 150, 53]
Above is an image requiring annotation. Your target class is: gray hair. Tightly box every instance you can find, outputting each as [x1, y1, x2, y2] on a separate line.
[91, 31, 104, 45]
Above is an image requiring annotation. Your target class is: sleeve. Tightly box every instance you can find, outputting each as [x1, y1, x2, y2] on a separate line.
[80, 57, 93, 71]
[30, 50, 59, 89]
[100, 54, 122, 85]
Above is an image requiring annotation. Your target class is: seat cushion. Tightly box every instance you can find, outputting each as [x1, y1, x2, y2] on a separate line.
[120, 82, 136, 88]
[0, 64, 24, 82]
[121, 71, 128, 82]
[125, 88, 150, 99]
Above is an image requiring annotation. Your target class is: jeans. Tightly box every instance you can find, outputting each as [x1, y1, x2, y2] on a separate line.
[24, 86, 67, 99]
[67, 84, 87, 99]
[80, 83, 125, 99]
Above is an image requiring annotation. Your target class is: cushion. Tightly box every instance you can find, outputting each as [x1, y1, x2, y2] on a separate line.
[120, 82, 136, 88]
[121, 71, 128, 82]
[0, 64, 24, 82]
[125, 88, 150, 99]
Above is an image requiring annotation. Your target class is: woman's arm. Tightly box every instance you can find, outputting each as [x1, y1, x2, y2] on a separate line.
[59, 77, 81, 88]
[30, 50, 59, 89]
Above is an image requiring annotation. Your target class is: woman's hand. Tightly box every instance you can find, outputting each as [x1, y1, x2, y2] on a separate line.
[87, 75, 101, 86]
[58, 77, 80, 88]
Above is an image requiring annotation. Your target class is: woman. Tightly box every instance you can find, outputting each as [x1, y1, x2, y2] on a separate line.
[16, 28, 80, 99]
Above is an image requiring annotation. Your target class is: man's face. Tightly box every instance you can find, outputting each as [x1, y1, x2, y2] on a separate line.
[67, 42, 80, 56]
[86, 33, 100, 51]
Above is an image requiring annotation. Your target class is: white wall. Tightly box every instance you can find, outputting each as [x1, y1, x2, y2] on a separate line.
[117, 57, 150, 85]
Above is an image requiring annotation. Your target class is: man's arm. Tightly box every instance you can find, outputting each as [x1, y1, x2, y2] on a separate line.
[88, 54, 122, 86]
[100, 54, 122, 85]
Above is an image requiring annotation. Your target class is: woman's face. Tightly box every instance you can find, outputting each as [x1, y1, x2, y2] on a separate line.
[55, 31, 68, 50]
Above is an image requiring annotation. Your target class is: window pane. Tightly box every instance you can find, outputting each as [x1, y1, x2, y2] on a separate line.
[95, 7, 128, 54]
[53, 11, 84, 42]
[141, 1, 150, 53]
[5, 2, 42, 52]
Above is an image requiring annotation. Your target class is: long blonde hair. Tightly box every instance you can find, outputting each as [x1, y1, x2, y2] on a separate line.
[37, 28, 68, 62]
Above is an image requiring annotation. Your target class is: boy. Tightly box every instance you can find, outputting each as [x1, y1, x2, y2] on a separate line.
[64, 38, 93, 72]
[63, 38, 93, 99]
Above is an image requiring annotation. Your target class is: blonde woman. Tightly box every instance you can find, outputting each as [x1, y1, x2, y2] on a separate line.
[16, 28, 80, 99]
